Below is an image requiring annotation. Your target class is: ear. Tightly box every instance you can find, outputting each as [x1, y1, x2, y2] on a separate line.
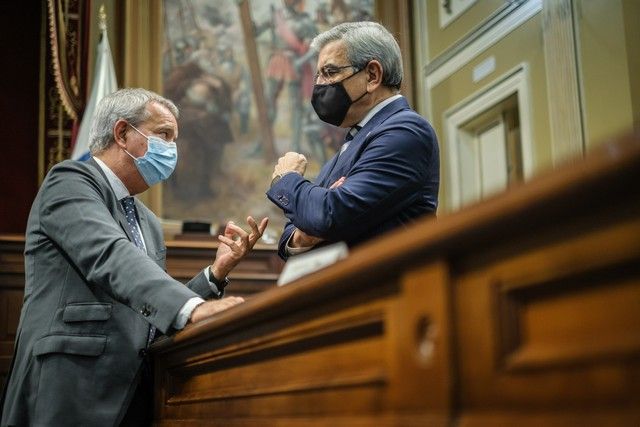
[113, 119, 129, 149]
[365, 60, 383, 92]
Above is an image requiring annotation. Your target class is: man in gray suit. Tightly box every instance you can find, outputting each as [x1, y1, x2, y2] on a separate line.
[0, 88, 268, 426]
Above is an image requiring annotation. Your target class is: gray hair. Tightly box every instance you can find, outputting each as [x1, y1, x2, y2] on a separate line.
[88, 88, 179, 155]
[310, 21, 403, 89]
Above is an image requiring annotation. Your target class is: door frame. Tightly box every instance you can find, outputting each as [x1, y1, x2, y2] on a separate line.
[443, 63, 534, 210]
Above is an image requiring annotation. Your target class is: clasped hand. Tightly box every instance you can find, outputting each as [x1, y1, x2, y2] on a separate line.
[272, 152, 307, 179]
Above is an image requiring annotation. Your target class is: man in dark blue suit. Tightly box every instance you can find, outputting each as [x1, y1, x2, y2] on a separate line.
[266, 22, 439, 260]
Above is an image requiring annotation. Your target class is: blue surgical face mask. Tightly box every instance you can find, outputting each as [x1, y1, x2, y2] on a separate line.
[124, 123, 178, 186]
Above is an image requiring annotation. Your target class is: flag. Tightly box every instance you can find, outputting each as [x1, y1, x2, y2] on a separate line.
[71, 22, 117, 161]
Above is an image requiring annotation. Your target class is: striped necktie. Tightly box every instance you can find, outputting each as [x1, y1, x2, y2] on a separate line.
[121, 197, 145, 251]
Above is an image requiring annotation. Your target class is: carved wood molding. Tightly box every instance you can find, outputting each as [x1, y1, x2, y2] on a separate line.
[542, 0, 585, 164]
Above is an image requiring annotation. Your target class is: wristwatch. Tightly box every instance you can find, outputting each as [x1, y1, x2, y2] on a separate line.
[208, 268, 229, 291]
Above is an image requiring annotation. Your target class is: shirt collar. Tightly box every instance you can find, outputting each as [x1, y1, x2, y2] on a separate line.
[355, 93, 403, 129]
[93, 157, 131, 201]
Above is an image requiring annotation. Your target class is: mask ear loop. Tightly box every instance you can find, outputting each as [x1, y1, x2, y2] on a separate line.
[127, 122, 148, 139]
[351, 67, 370, 104]
[339, 67, 368, 104]
[351, 88, 369, 104]
[121, 123, 145, 160]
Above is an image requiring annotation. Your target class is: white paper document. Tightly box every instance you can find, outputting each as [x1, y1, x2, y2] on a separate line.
[277, 242, 349, 286]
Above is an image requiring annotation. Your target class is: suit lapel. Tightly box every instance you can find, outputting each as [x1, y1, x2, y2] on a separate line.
[326, 97, 410, 182]
[136, 202, 156, 257]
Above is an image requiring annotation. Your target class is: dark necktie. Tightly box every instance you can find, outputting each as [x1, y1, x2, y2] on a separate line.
[121, 197, 156, 346]
[340, 125, 361, 155]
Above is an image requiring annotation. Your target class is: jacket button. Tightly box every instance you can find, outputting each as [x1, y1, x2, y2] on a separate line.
[139, 349, 147, 357]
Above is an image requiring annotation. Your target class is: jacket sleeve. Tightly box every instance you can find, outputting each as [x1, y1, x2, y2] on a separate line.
[267, 118, 436, 242]
[184, 270, 222, 299]
[277, 222, 297, 260]
[38, 162, 199, 334]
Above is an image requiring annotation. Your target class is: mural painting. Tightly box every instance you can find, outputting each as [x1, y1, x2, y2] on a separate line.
[162, 0, 374, 241]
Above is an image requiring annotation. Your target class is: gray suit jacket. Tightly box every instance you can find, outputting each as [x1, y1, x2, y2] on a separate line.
[1, 159, 216, 426]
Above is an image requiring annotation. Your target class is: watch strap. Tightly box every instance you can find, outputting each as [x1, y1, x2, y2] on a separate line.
[208, 268, 229, 291]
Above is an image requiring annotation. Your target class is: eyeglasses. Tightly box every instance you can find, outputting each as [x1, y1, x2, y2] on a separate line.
[314, 64, 358, 83]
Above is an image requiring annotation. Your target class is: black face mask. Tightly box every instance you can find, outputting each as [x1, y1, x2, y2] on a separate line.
[311, 69, 368, 126]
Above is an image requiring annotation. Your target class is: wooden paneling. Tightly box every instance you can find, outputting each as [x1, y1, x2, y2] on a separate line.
[456, 219, 640, 412]
[0, 236, 26, 387]
[165, 240, 283, 297]
[151, 131, 640, 426]
[0, 236, 281, 388]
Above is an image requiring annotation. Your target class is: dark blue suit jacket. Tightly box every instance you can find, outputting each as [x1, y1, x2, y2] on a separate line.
[267, 97, 439, 259]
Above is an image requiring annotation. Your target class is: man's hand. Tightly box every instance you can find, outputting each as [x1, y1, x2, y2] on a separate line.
[189, 296, 244, 324]
[272, 152, 307, 180]
[329, 176, 345, 189]
[210, 216, 269, 280]
[291, 228, 323, 248]
[289, 177, 344, 249]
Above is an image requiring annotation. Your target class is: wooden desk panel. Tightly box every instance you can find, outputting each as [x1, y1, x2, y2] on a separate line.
[152, 263, 453, 426]
[455, 215, 640, 417]
[151, 131, 640, 426]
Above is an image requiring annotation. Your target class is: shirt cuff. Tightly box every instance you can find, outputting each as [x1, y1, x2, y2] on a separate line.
[173, 297, 205, 330]
[285, 231, 314, 255]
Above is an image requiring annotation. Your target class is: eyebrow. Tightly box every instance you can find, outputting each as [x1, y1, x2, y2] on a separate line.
[319, 62, 340, 70]
[155, 126, 175, 134]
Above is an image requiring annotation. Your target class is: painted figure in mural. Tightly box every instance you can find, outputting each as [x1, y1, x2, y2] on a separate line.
[164, 57, 234, 201]
[163, 8, 241, 202]
[217, 41, 253, 136]
[255, 0, 318, 154]
[235, 74, 253, 135]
